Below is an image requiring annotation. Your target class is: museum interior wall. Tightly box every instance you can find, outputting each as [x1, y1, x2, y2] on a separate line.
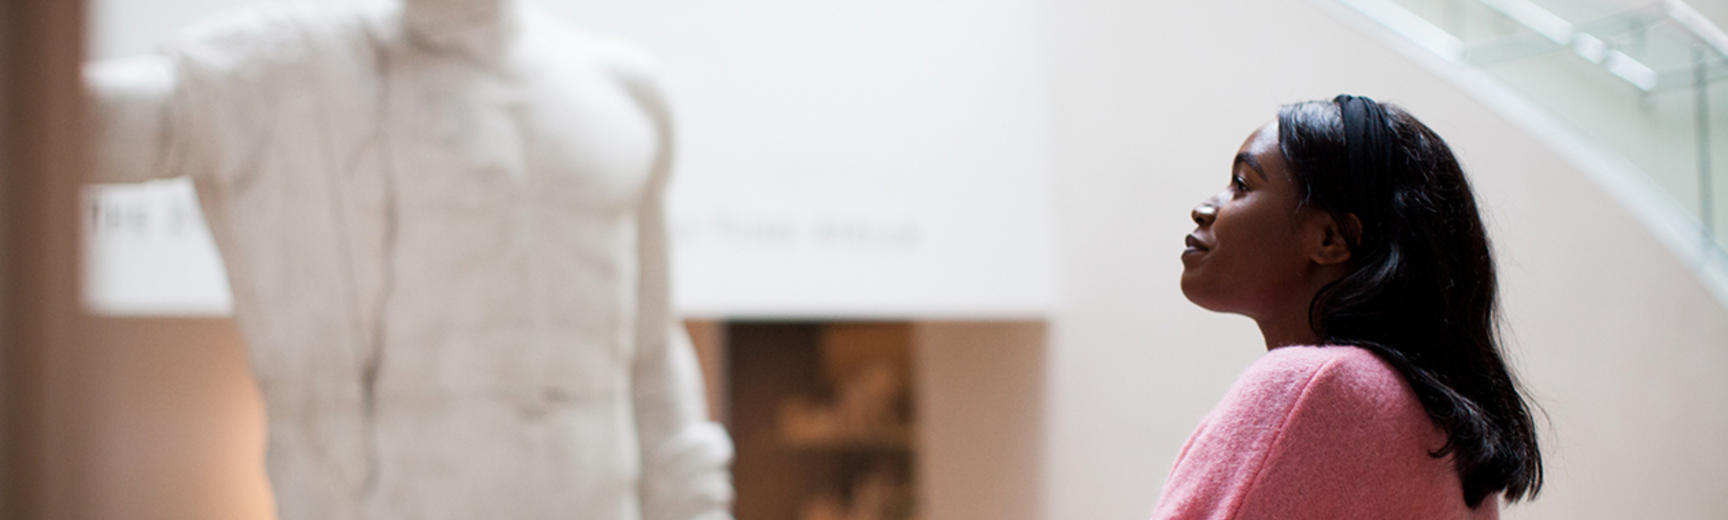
[41, 0, 1728, 519]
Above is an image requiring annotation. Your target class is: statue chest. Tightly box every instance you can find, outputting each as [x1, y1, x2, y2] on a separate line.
[379, 53, 660, 218]
[370, 54, 656, 336]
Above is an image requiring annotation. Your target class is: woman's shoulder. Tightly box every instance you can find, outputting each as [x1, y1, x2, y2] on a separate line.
[1240, 345, 1411, 408]
[1256, 344, 1396, 377]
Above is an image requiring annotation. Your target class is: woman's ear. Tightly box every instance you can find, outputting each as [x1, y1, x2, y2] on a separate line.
[1311, 213, 1357, 266]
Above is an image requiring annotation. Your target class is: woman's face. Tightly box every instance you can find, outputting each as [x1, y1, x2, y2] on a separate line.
[1180, 121, 1327, 318]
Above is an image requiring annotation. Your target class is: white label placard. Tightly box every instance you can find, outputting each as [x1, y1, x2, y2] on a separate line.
[83, 179, 233, 315]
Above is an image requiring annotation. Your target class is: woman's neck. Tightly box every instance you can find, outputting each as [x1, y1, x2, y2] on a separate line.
[401, 0, 521, 61]
[1256, 264, 1353, 350]
[1256, 308, 1321, 351]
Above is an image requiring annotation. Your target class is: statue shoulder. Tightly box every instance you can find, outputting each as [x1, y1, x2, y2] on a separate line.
[572, 31, 672, 116]
[589, 35, 667, 92]
[525, 19, 670, 113]
[547, 29, 675, 143]
[166, 3, 378, 79]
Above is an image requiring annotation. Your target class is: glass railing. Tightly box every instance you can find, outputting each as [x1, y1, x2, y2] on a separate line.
[1336, 0, 1728, 272]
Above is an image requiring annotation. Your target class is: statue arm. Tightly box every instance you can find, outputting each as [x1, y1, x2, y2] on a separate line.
[620, 50, 736, 520]
[84, 55, 201, 184]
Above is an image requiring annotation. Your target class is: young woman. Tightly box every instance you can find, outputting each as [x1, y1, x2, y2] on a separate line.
[1154, 95, 1542, 519]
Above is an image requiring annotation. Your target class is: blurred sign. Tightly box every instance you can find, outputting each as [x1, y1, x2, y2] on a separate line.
[668, 174, 1056, 319]
[83, 179, 232, 315]
[83, 175, 1055, 318]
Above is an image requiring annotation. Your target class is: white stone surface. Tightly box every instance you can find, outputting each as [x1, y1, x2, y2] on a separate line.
[84, 1, 733, 518]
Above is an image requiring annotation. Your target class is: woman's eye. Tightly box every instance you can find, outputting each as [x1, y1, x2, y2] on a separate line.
[1231, 176, 1248, 192]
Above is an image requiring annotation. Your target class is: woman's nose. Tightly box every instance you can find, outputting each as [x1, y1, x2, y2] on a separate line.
[1192, 202, 1216, 226]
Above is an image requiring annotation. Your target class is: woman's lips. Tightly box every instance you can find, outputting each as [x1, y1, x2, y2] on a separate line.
[1184, 234, 1210, 253]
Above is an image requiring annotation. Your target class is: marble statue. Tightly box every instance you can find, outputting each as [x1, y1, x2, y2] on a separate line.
[84, 0, 734, 518]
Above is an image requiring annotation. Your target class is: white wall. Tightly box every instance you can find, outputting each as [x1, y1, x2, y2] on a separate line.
[1042, 1, 1728, 519]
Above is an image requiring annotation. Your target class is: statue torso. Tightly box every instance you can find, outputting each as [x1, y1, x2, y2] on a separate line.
[171, 5, 664, 518]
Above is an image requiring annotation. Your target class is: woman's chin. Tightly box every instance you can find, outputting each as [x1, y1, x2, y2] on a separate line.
[1178, 274, 1206, 307]
[1180, 276, 1237, 314]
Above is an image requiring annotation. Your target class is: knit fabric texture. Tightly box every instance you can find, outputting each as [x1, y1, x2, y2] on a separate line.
[1151, 345, 1499, 520]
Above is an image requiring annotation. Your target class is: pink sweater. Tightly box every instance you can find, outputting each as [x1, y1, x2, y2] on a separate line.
[1151, 346, 1499, 519]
